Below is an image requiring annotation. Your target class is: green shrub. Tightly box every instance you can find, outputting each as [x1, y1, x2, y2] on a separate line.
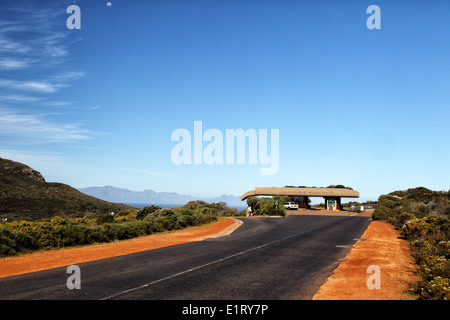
[375, 187, 450, 299]
[96, 213, 114, 225]
[0, 201, 221, 257]
[84, 225, 108, 243]
[115, 210, 133, 217]
[153, 216, 174, 231]
[435, 241, 450, 258]
[182, 201, 239, 216]
[372, 206, 390, 221]
[114, 212, 137, 223]
[417, 276, 450, 300]
[388, 212, 416, 229]
[246, 197, 286, 217]
[259, 200, 287, 217]
[402, 216, 450, 242]
[0, 228, 39, 256]
[0, 243, 16, 256]
[143, 207, 217, 231]
[136, 205, 161, 220]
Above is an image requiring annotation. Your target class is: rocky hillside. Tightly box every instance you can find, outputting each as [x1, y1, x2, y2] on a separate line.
[0, 157, 135, 221]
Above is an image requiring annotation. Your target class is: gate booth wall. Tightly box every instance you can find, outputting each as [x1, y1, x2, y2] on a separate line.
[324, 197, 341, 210]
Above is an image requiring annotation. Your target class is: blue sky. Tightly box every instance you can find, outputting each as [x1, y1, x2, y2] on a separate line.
[0, 0, 449, 203]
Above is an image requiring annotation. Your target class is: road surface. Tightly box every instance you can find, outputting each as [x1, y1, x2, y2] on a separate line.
[0, 214, 371, 300]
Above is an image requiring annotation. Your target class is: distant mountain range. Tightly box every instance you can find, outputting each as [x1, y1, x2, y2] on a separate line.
[78, 186, 245, 208]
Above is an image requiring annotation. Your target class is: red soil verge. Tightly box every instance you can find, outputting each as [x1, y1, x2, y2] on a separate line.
[0, 213, 420, 300]
[0, 217, 237, 279]
[312, 219, 419, 300]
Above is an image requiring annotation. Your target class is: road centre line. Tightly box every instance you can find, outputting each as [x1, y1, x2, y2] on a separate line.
[100, 216, 358, 300]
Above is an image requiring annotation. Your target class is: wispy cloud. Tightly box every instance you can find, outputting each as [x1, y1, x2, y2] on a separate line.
[0, 70, 85, 93]
[0, 94, 45, 103]
[0, 5, 68, 61]
[0, 108, 96, 143]
[0, 34, 31, 54]
[51, 71, 85, 82]
[45, 100, 73, 107]
[0, 58, 34, 69]
[0, 79, 63, 93]
[0, 3, 95, 152]
[0, 95, 72, 108]
[0, 4, 83, 91]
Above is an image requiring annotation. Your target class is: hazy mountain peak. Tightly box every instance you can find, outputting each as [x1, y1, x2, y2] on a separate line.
[78, 185, 243, 207]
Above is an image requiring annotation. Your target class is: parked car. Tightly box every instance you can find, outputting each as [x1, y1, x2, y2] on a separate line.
[284, 202, 299, 210]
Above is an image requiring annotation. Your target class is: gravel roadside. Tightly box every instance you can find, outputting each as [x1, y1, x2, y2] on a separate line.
[312, 218, 419, 300]
[0, 217, 239, 278]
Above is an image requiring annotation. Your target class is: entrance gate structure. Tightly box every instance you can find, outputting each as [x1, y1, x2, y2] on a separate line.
[240, 187, 360, 211]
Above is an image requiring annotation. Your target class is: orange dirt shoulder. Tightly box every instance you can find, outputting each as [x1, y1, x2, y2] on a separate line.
[0, 217, 237, 278]
[313, 219, 419, 300]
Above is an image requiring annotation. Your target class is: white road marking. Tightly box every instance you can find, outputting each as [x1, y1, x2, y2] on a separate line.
[100, 215, 364, 300]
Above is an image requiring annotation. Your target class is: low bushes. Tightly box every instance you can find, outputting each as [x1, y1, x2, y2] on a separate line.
[0, 201, 231, 257]
[401, 216, 450, 300]
[180, 200, 242, 217]
[258, 200, 287, 216]
[246, 196, 287, 217]
[373, 187, 450, 300]
[143, 207, 216, 230]
[0, 228, 38, 256]
[0, 218, 154, 255]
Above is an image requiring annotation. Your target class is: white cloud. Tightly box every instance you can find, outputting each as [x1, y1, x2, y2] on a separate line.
[0, 35, 31, 54]
[0, 108, 95, 143]
[0, 5, 77, 71]
[0, 58, 33, 69]
[0, 94, 45, 103]
[0, 4, 93, 147]
[0, 72, 84, 93]
[51, 71, 85, 82]
[44, 100, 73, 107]
[0, 6, 66, 58]
[0, 95, 72, 108]
[0, 79, 63, 93]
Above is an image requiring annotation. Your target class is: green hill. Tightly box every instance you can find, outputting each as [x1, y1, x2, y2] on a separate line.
[0, 157, 135, 221]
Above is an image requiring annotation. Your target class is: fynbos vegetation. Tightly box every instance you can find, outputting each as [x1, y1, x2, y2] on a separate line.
[0, 201, 238, 257]
[246, 196, 287, 216]
[373, 187, 450, 300]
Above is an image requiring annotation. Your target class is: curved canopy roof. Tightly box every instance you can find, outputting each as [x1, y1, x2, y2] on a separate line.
[241, 187, 359, 201]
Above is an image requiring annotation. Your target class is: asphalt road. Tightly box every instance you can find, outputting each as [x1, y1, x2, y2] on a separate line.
[0, 214, 371, 300]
